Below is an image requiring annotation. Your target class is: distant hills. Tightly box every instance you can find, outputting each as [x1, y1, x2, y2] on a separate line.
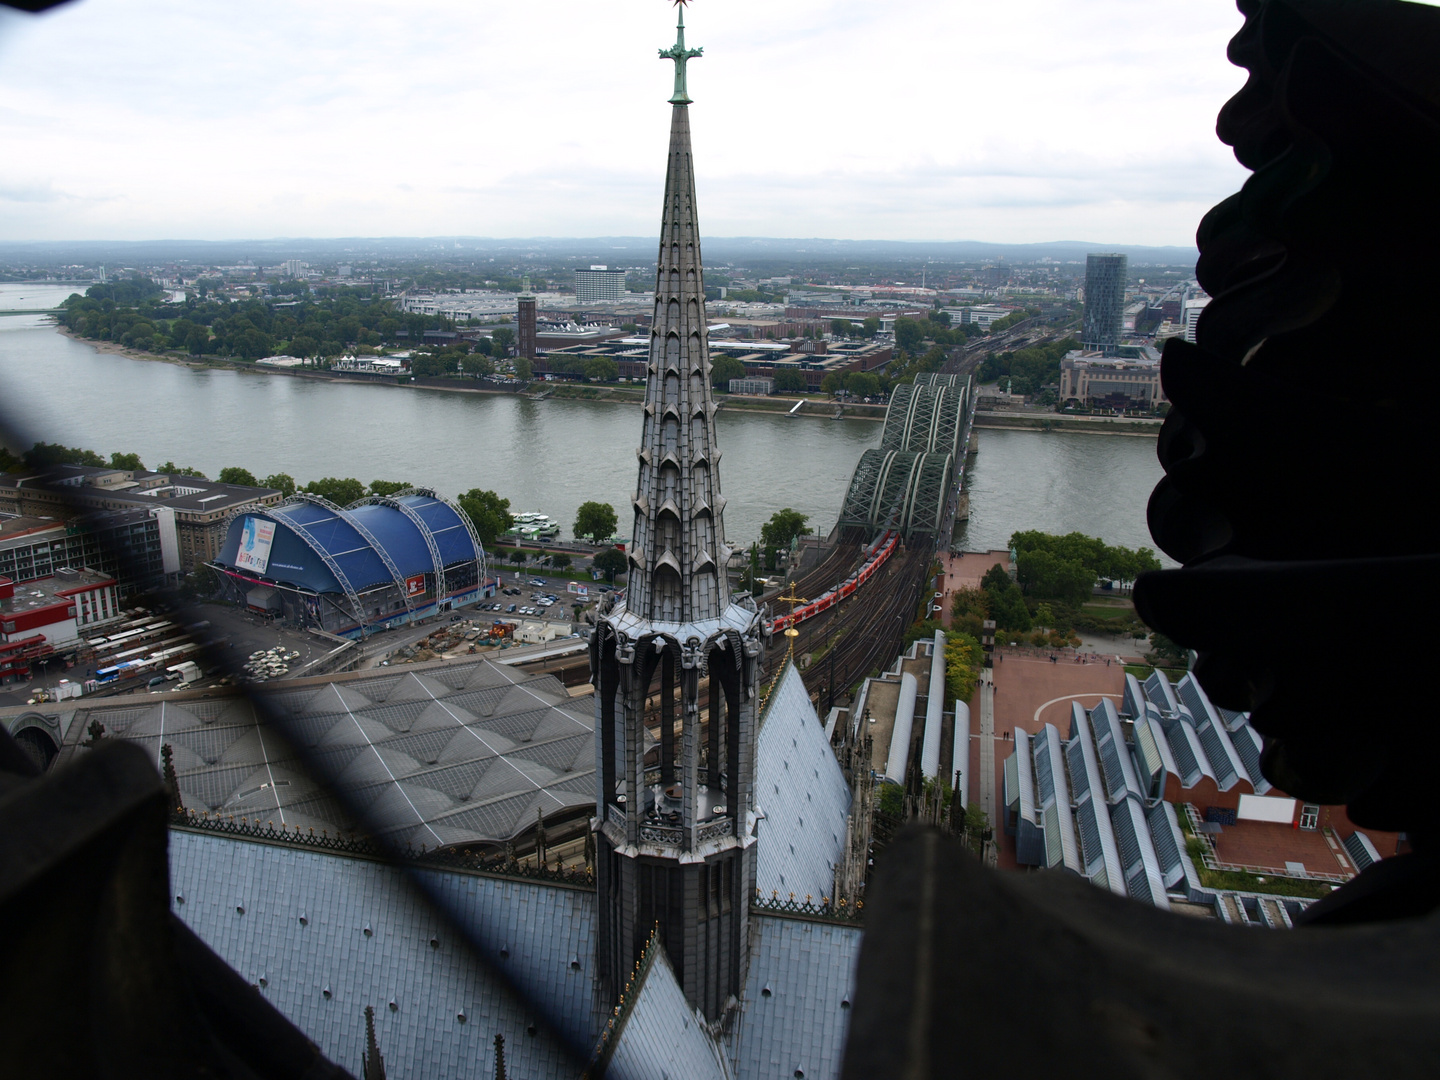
[0, 236, 1197, 267]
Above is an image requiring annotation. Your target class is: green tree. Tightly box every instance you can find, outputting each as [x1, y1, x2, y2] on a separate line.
[1034, 602, 1055, 628]
[962, 803, 990, 856]
[409, 353, 451, 377]
[262, 472, 296, 497]
[1016, 549, 1096, 607]
[218, 466, 258, 487]
[820, 372, 845, 396]
[552, 552, 572, 571]
[158, 461, 207, 479]
[109, 451, 145, 471]
[511, 547, 529, 566]
[303, 477, 366, 506]
[1149, 632, 1190, 669]
[592, 547, 628, 583]
[583, 356, 619, 382]
[573, 501, 619, 542]
[849, 372, 881, 398]
[877, 782, 905, 818]
[980, 564, 1031, 633]
[893, 317, 926, 353]
[461, 355, 494, 377]
[457, 488, 514, 546]
[772, 370, 807, 393]
[760, 508, 812, 550]
[949, 585, 990, 639]
[491, 327, 515, 354]
[944, 632, 983, 704]
[368, 479, 411, 497]
[24, 442, 106, 468]
[512, 355, 533, 381]
[710, 355, 747, 390]
[861, 316, 881, 338]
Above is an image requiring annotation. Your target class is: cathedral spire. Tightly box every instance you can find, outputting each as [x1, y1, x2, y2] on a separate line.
[626, 20, 726, 625]
[591, 5, 767, 1023]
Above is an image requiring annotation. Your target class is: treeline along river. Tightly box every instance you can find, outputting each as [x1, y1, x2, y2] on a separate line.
[0, 284, 1166, 556]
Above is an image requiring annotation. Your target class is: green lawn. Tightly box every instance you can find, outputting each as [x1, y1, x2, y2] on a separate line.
[1196, 866, 1335, 900]
[1083, 602, 1133, 619]
[1125, 664, 1189, 680]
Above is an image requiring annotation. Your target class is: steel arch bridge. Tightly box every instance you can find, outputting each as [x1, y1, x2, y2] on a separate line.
[838, 448, 953, 538]
[880, 373, 970, 459]
[839, 372, 970, 539]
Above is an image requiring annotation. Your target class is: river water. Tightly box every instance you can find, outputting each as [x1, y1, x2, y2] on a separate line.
[0, 283, 1166, 555]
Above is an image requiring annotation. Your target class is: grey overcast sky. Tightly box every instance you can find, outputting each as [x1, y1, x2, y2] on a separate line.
[0, 0, 1342, 247]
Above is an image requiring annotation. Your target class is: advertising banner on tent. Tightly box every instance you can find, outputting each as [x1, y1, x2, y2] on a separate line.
[405, 574, 427, 597]
[234, 517, 277, 575]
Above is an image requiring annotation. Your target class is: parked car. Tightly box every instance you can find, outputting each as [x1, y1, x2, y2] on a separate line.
[529, 578, 546, 587]
[506, 604, 517, 613]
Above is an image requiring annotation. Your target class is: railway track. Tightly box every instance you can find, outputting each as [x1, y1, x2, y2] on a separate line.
[761, 544, 933, 712]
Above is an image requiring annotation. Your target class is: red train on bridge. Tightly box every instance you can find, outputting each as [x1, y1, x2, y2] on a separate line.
[769, 531, 899, 633]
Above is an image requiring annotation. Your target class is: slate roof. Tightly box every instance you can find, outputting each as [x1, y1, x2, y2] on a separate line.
[167, 829, 591, 1077]
[726, 916, 861, 1080]
[168, 827, 865, 1080]
[76, 659, 595, 849]
[755, 662, 853, 902]
[600, 943, 732, 1080]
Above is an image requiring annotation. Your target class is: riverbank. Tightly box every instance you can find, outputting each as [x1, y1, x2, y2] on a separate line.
[51, 325, 883, 421]
[974, 410, 1162, 437]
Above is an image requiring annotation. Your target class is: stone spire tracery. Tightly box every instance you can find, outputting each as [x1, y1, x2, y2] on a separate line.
[626, 99, 728, 623]
[590, 6, 767, 1024]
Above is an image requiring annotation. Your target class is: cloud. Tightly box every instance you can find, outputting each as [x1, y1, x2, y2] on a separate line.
[0, 0, 1262, 244]
[0, 178, 68, 203]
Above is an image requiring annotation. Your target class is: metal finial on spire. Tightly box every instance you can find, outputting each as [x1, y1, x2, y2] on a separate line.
[659, 2, 702, 104]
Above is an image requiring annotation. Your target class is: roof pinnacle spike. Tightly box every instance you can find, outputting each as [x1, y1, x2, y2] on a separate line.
[659, 2, 702, 104]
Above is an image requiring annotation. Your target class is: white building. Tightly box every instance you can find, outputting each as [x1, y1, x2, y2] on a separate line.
[1183, 297, 1211, 343]
[574, 266, 626, 303]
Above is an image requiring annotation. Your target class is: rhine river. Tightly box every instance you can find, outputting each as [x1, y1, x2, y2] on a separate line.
[0, 283, 1166, 556]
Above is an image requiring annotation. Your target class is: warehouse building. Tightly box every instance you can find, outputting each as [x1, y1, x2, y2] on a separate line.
[210, 489, 489, 639]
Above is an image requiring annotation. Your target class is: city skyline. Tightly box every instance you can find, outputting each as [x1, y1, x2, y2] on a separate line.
[0, 0, 1266, 247]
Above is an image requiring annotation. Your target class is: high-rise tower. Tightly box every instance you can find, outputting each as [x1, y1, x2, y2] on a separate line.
[517, 276, 536, 361]
[590, 5, 767, 1023]
[1082, 252, 1127, 355]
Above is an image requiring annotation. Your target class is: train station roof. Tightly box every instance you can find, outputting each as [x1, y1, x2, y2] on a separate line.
[67, 657, 595, 849]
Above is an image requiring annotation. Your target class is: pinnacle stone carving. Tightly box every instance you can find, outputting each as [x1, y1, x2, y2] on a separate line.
[591, 12, 767, 1022]
[626, 102, 729, 625]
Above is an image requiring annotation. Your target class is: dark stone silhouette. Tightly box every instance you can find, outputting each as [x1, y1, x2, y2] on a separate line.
[1135, 0, 1440, 921]
[845, 5, 1440, 1076]
[0, 727, 353, 1078]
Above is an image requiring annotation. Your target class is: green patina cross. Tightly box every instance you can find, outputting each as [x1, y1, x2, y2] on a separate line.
[659, 4, 703, 104]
